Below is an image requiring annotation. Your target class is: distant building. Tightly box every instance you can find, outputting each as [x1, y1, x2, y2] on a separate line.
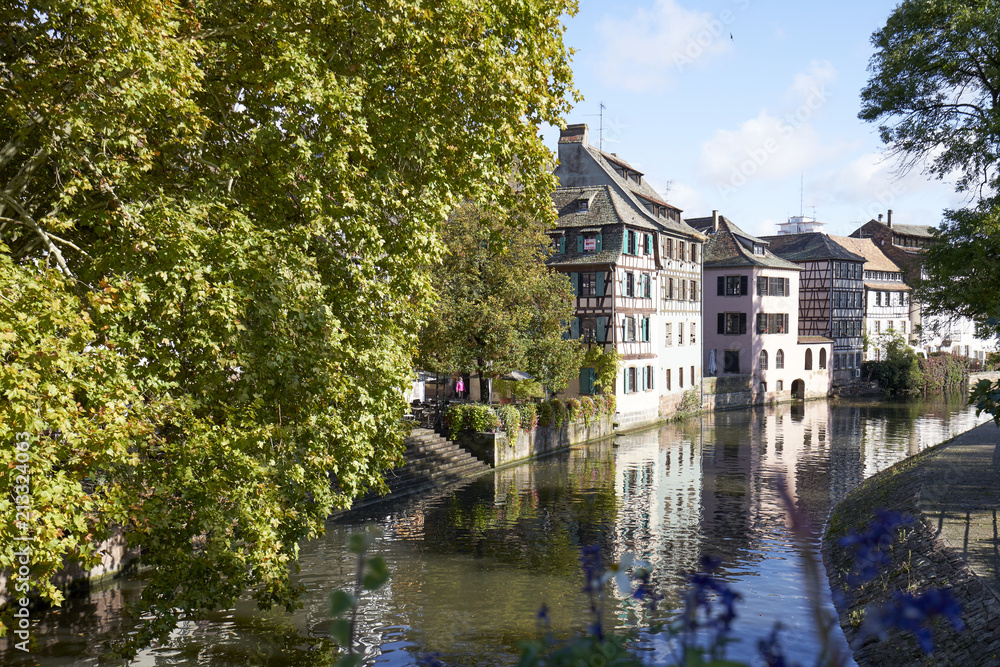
[549, 124, 705, 428]
[849, 211, 993, 361]
[774, 214, 826, 235]
[761, 232, 866, 386]
[828, 235, 911, 361]
[688, 212, 832, 402]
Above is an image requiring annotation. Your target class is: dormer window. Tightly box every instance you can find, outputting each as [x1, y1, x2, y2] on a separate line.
[578, 199, 589, 212]
[754, 244, 765, 255]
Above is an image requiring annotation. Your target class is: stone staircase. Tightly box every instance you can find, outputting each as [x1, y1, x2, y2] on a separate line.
[347, 428, 491, 511]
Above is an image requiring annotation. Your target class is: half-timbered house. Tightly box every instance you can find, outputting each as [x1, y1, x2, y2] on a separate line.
[828, 236, 911, 360]
[689, 212, 831, 402]
[850, 212, 992, 363]
[761, 232, 865, 386]
[550, 124, 705, 428]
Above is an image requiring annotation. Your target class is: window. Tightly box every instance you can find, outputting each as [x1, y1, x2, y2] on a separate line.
[719, 275, 749, 296]
[678, 323, 684, 346]
[690, 323, 697, 345]
[723, 350, 740, 374]
[759, 381, 767, 393]
[754, 244, 765, 255]
[644, 234, 653, 255]
[819, 348, 827, 369]
[718, 312, 747, 335]
[690, 280, 698, 301]
[578, 199, 589, 212]
[664, 322, 673, 346]
[755, 313, 789, 334]
[776, 380, 784, 391]
[759, 349, 768, 370]
[641, 317, 650, 342]
[805, 348, 813, 370]
[679, 367, 684, 388]
[666, 368, 672, 390]
[668, 278, 675, 300]
[627, 367, 637, 393]
[625, 316, 636, 342]
[856, 352, 862, 368]
[625, 272, 635, 297]
[581, 318, 597, 342]
[776, 349, 784, 369]
[643, 274, 652, 298]
[679, 241, 686, 262]
[665, 237, 673, 259]
[580, 272, 597, 296]
[757, 276, 790, 296]
[579, 232, 601, 253]
[626, 230, 637, 255]
[690, 366, 695, 386]
[552, 235, 565, 254]
[646, 365, 655, 391]
[681, 280, 688, 301]
[875, 320, 881, 333]
[834, 354, 840, 370]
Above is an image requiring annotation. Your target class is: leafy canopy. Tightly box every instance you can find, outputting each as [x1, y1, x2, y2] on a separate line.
[417, 202, 583, 394]
[0, 0, 577, 652]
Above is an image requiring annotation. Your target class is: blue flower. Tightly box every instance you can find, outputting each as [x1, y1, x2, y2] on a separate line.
[861, 588, 964, 653]
[838, 510, 914, 584]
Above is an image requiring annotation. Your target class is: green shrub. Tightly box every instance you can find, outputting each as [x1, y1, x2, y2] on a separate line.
[565, 397, 581, 422]
[445, 403, 500, 437]
[579, 396, 596, 426]
[551, 399, 567, 428]
[536, 401, 554, 428]
[599, 394, 616, 417]
[516, 402, 538, 431]
[496, 404, 521, 433]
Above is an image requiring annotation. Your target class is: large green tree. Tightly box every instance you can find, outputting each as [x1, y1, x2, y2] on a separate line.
[0, 0, 576, 652]
[417, 203, 582, 396]
[861, 0, 1000, 415]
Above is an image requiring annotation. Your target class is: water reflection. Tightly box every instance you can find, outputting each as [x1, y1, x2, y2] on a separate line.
[1, 395, 987, 666]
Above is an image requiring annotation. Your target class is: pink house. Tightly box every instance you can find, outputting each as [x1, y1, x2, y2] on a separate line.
[688, 212, 832, 403]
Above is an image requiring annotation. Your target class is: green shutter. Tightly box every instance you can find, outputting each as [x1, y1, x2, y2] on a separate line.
[558, 237, 565, 254]
[596, 272, 605, 296]
[596, 233, 602, 252]
[571, 317, 580, 339]
[578, 235, 584, 253]
[580, 368, 593, 395]
[596, 316, 607, 342]
[570, 272, 580, 296]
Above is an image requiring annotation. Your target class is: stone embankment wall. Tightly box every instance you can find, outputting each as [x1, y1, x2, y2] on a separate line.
[823, 437, 1000, 664]
[459, 416, 613, 468]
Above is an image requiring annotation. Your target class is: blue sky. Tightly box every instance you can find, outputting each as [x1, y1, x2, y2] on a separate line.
[541, 0, 969, 237]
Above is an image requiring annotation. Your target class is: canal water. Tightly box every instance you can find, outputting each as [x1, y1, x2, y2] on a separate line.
[2, 395, 990, 666]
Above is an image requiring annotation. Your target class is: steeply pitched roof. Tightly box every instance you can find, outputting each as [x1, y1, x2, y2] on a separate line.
[759, 232, 866, 263]
[827, 235, 903, 272]
[857, 218, 936, 238]
[547, 186, 632, 267]
[687, 214, 801, 270]
[583, 147, 703, 239]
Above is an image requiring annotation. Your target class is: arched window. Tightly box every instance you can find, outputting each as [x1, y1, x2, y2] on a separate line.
[805, 349, 813, 370]
[776, 349, 785, 369]
[759, 349, 768, 370]
[819, 348, 827, 369]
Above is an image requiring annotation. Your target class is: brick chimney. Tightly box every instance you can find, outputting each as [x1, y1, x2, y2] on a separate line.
[559, 124, 589, 147]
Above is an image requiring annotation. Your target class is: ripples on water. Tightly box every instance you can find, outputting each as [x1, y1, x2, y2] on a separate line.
[1, 395, 989, 666]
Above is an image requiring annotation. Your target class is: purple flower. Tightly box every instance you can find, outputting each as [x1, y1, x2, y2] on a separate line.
[838, 510, 914, 585]
[861, 588, 964, 653]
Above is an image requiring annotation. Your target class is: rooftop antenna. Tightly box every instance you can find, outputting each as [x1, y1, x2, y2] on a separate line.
[584, 102, 607, 152]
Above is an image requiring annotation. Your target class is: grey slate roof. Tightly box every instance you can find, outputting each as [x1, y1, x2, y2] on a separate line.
[584, 147, 702, 239]
[548, 186, 628, 267]
[687, 214, 801, 270]
[759, 232, 866, 263]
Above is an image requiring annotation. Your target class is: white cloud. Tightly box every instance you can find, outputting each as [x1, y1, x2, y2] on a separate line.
[697, 61, 845, 200]
[594, 0, 737, 90]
